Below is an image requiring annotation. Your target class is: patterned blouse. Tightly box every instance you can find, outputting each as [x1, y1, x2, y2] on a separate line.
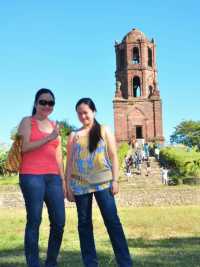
[69, 127, 112, 195]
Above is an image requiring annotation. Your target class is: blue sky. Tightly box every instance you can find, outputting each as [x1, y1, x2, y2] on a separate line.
[0, 0, 199, 144]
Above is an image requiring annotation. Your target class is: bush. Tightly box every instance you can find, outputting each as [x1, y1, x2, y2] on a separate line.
[0, 149, 8, 176]
[117, 142, 129, 167]
[160, 146, 200, 179]
[57, 120, 76, 160]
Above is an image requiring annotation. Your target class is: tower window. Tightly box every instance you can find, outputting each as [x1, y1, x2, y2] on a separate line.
[119, 49, 125, 69]
[132, 47, 140, 64]
[133, 76, 141, 97]
[148, 48, 152, 67]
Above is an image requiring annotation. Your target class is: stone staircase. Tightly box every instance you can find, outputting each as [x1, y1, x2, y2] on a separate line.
[120, 157, 162, 189]
[115, 157, 200, 207]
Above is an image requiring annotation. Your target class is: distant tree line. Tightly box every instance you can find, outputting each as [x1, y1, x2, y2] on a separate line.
[170, 120, 200, 150]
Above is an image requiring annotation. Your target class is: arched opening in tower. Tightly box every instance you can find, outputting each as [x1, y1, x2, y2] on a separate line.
[133, 76, 141, 97]
[148, 48, 152, 67]
[132, 47, 140, 64]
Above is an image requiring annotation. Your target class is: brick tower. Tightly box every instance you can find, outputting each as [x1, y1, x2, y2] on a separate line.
[113, 28, 164, 143]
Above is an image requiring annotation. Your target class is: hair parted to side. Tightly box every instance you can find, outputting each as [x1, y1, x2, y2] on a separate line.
[75, 98, 102, 153]
[32, 88, 55, 115]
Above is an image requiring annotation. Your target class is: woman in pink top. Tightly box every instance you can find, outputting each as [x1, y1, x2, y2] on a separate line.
[18, 88, 66, 267]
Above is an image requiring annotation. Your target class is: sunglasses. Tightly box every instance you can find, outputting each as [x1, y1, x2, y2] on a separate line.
[38, 99, 55, 107]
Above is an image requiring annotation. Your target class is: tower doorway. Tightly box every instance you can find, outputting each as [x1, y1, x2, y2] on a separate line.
[136, 126, 143, 139]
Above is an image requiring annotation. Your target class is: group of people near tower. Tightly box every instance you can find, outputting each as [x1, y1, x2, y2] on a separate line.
[125, 138, 151, 177]
[17, 88, 133, 267]
[125, 137, 169, 185]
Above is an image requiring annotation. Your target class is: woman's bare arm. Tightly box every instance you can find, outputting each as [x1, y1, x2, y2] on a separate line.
[64, 132, 75, 181]
[104, 126, 119, 195]
[55, 136, 67, 197]
[105, 126, 119, 182]
[64, 132, 75, 202]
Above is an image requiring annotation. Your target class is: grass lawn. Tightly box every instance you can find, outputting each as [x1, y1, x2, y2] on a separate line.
[0, 175, 18, 185]
[0, 206, 200, 267]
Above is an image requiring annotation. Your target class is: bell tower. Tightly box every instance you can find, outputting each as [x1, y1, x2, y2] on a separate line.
[113, 28, 164, 143]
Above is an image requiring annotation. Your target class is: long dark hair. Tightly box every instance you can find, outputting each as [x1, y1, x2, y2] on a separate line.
[32, 88, 55, 115]
[76, 98, 101, 153]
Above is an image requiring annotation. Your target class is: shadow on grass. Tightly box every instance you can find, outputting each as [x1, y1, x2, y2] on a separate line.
[0, 246, 117, 267]
[128, 236, 200, 248]
[0, 246, 82, 267]
[1, 237, 200, 267]
[128, 236, 200, 267]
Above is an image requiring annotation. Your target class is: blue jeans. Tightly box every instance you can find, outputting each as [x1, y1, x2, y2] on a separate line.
[75, 188, 133, 267]
[19, 174, 66, 267]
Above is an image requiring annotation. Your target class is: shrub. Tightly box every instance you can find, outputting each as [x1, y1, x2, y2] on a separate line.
[0, 149, 8, 176]
[160, 146, 200, 178]
[57, 120, 76, 159]
[117, 142, 129, 167]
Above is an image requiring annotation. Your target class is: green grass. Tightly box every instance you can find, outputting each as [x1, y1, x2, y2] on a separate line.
[1, 206, 200, 266]
[0, 175, 18, 185]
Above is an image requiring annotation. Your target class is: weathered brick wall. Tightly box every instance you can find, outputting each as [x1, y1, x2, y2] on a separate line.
[114, 98, 163, 142]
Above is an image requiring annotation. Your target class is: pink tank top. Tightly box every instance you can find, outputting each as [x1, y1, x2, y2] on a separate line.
[20, 117, 60, 175]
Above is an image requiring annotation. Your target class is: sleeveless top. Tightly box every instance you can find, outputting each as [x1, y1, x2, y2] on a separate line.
[69, 126, 113, 195]
[20, 117, 60, 175]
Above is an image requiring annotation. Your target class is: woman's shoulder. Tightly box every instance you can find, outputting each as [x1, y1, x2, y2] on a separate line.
[101, 124, 112, 136]
[101, 125, 114, 143]
[71, 127, 87, 136]
[20, 116, 32, 122]
[70, 128, 81, 135]
[67, 129, 84, 147]
[68, 129, 79, 142]
[101, 124, 109, 131]
[19, 116, 32, 127]
[18, 116, 32, 135]
[48, 119, 57, 126]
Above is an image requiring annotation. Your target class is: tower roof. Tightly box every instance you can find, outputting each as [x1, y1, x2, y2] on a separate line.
[122, 28, 148, 43]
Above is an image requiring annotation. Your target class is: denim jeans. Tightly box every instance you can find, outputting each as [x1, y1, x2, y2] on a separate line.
[19, 174, 66, 267]
[75, 188, 133, 267]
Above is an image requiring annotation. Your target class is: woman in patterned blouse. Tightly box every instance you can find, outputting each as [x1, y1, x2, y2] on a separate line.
[65, 98, 133, 267]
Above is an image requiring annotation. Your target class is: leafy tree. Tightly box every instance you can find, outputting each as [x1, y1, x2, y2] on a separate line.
[170, 120, 200, 149]
[57, 120, 76, 158]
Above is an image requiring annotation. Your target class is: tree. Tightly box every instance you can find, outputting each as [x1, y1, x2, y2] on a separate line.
[0, 149, 8, 176]
[57, 120, 76, 158]
[170, 120, 200, 149]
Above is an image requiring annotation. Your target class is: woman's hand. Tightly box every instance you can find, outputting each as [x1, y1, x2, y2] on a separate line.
[48, 124, 60, 141]
[61, 179, 67, 198]
[111, 180, 119, 195]
[19, 117, 60, 152]
[66, 181, 75, 202]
